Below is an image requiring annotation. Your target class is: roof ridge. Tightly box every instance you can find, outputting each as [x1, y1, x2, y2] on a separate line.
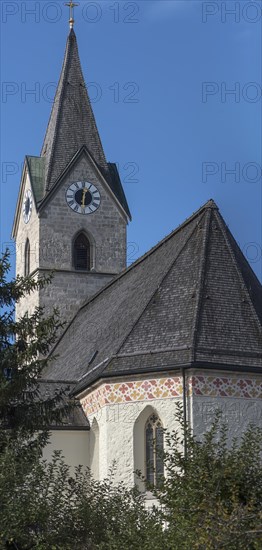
[39, 30, 77, 156]
[80, 200, 219, 305]
[43, 31, 71, 190]
[215, 209, 261, 329]
[190, 208, 212, 362]
[113, 211, 206, 358]
[40, 29, 108, 193]
[48, 201, 218, 357]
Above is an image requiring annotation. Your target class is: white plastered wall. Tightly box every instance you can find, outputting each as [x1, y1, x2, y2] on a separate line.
[89, 418, 100, 479]
[42, 373, 261, 486]
[85, 396, 184, 487]
[191, 371, 262, 441]
[81, 371, 261, 488]
[43, 430, 89, 471]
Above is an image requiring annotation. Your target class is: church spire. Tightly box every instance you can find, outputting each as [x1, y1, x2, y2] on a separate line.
[41, 28, 108, 192]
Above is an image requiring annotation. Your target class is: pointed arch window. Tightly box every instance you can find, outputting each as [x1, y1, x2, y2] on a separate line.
[73, 233, 90, 271]
[145, 414, 164, 486]
[24, 239, 30, 276]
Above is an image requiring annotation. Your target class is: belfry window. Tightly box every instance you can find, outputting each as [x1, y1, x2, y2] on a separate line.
[73, 233, 90, 271]
[24, 239, 30, 276]
[145, 414, 164, 486]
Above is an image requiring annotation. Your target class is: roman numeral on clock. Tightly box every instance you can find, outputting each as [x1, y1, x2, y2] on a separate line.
[66, 182, 101, 214]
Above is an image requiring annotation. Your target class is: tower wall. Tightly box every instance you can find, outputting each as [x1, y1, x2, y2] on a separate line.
[15, 153, 127, 323]
[39, 154, 127, 274]
[37, 153, 127, 321]
[15, 171, 40, 320]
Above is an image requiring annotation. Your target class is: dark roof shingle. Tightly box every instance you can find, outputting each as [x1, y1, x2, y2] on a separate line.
[38, 380, 89, 429]
[44, 200, 262, 394]
[31, 30, 131, 219]
[41, 28, 108, 191]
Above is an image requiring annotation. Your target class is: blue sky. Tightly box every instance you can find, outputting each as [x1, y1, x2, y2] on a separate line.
[0, 0, 261, 280]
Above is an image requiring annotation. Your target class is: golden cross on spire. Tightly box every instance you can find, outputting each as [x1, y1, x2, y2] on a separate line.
[64, 1, 79, 29]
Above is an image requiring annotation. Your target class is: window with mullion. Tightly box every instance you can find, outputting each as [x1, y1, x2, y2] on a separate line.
[145, 414, 164, 486]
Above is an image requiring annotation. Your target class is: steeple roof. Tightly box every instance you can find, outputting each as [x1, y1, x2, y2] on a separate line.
[44, 200, 262, 392]
[41, 28, 108, 191]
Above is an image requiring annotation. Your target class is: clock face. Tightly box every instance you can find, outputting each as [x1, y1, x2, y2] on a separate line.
[65, 182, 101, 215]
[23, 189, 33, 224]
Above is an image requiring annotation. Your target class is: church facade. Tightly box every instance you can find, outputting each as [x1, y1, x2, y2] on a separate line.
[12, 27, 262, 489]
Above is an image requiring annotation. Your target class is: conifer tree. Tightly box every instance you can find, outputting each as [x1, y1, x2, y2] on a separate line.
[0, 250, 67, 455]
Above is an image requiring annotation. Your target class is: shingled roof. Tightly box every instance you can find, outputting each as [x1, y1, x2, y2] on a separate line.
[18, 29, 131, 219]
[41, 28, 108, 191]
[44, 200, 262, 394]
[26, 156, 45, 204]
[38, 380, 90, 429]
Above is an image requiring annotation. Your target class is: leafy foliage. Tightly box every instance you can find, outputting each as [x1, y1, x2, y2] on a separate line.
[1, 405, 261, 549]
[0, 451, 164, 550]
[152, 404, 262, 549]
[0, 252, 261, 549]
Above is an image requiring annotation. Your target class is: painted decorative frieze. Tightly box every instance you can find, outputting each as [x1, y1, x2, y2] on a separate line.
[81, 377, 182, 416]
[80, 375, 262, 417]
[192, 375, 261, 399]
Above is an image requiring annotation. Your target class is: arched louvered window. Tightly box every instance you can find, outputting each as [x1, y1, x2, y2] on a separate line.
[145, 414, 164, 486]
[24, 239, 30, 276]
[73, 233, 90, 271]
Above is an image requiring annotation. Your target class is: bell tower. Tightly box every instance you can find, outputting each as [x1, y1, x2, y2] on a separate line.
[12, 17, 131, 322]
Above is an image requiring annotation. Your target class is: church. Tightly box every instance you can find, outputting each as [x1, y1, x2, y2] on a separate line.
[12, 13, 262, 492]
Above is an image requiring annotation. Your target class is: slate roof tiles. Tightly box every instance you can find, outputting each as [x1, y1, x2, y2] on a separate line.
[25, 30, 131, 219]
[44, 200, 262, 395]
[41, 28, 108, 191]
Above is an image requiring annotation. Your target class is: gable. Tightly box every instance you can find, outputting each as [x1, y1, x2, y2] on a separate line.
[38, 147, 129, 222]
[12, 159, 38, 239]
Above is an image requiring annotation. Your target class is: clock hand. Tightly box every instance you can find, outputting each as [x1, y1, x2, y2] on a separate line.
[81, 188, 88, 207]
